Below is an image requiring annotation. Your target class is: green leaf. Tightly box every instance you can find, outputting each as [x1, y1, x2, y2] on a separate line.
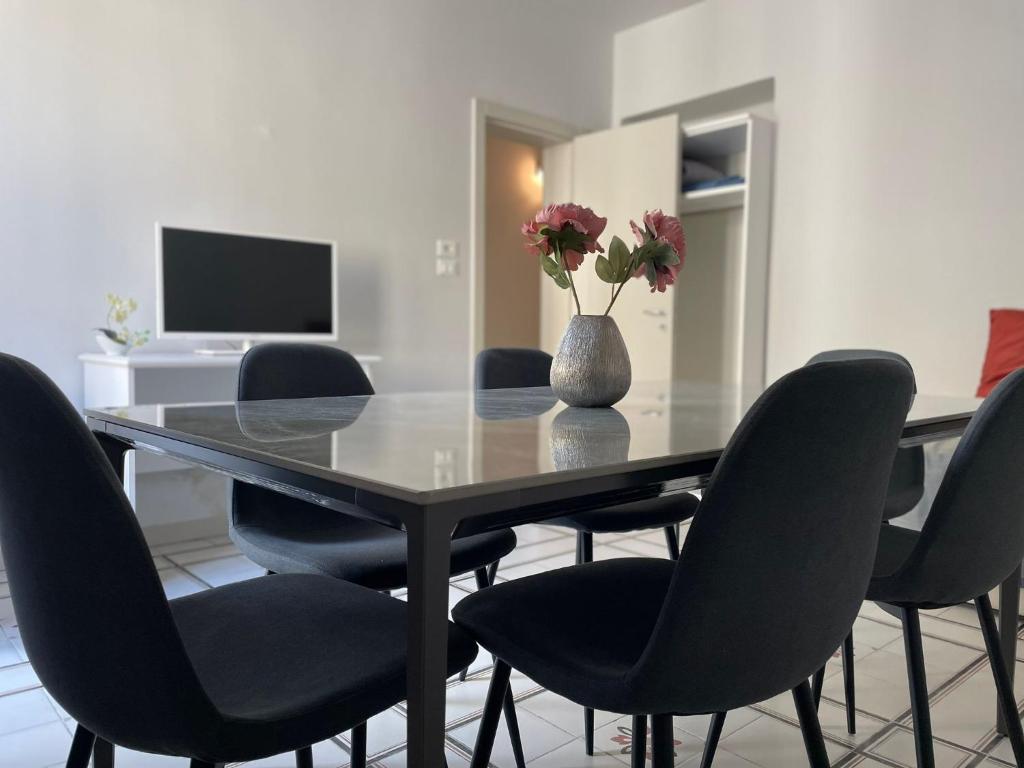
[645, 262, 657, 286]
[650, 241, 680, 267]
[595, 255, 617, 283]
[540, 255, 570, 289]
[608, 236, 629, 272]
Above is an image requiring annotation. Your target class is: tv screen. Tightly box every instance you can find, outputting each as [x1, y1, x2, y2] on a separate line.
[159, 227, 334, 337]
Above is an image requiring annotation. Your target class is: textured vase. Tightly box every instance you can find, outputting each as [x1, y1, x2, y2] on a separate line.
[550, 315, 631, 407]
[550, 406, 631, 471]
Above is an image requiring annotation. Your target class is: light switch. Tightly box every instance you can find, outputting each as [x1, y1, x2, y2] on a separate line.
[435, 239, 459, 277]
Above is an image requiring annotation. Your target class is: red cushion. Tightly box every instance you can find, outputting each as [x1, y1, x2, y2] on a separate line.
[977, 309, 1024, 397]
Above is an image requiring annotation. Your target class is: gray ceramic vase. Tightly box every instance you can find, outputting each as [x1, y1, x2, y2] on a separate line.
[550, 406, 631, 471]
[550, 315, 631, 408]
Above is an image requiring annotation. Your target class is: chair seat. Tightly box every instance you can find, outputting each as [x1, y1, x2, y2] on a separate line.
[452, 558, 676, 713]
[546, 492, 699, 533]
[171, 573, 477, 762]
[230, 496, 517, 590]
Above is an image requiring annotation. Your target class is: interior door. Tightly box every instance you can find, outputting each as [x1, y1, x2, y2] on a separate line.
[570, 114, 680, 383]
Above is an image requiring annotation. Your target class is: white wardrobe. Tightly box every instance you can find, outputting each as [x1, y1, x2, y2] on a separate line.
[540, 112, 773, 391]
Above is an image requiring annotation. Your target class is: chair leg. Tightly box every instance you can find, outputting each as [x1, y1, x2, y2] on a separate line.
[576, 530, 596, 754]
[811, 666, 825, 709]
[487, 559, 499, 585]
[631, 714, 647, 768]
[650, 713, 674, 768]
[350, 722, 367, 768]
[65, 724, 95, 768]
[976, 593, 1024, 765]
[295, 745, 313, 768]
[188, 762, 219, 768]
[469, 659, 513, 768]
[700, 712, 726, 768]
[503, 688, 527, 768]
[901, 606, 935, 768]
[792, 679, 830, 767]
[663, 525, 680, 560]
[841, 631, 856, 734]
[93, 738, 114, 768]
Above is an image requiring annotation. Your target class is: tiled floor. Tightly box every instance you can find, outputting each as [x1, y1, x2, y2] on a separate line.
[1, 521, 1021, 768]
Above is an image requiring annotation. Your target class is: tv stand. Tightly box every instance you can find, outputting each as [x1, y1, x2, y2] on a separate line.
[195, 340, 254, 356]
[194, 348, 246, 357]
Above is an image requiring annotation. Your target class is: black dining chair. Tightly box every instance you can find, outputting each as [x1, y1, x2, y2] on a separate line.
[860, 367, 1024, 767]
[231, 343, 525, 766]
[455, 357, 915, 768]
[474, 346, 701, 753]
[0, 352, 478, 768]
[807, 350, 926, 734]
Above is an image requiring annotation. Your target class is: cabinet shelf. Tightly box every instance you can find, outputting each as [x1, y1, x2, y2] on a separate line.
[679, 183, 746, 214]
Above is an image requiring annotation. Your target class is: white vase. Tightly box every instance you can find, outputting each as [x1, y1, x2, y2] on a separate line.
[94, 331, 128, 356]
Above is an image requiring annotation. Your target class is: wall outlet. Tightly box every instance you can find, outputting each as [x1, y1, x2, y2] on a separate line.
[435, 239, 459, 277]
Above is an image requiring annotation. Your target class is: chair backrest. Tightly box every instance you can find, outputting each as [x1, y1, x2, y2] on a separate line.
[237, 343, 374, 401]
[877, 367, 1024, 606]
[628, 359, 914, 713]
[0, 354, 219, 753]
[233, 343, 374, 525]
[475, 348, 552, 390]
[808, 349, 924, 520]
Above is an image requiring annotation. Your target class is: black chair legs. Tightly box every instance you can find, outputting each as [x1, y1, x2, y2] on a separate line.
[575, 531, 597, 754]
[65, 724, 96, 768]
[350, 722, 367, 768]
[900, 606, 935, 768]
[503, 689, 527, 768]
[650, 713, 674, 767]
[812, 665, 825, 708]
[700, 712, 726, 768]
[792, 680, 830, 767]
[976, 593, 1024, 766]
[631, 714, 647, 768]
[295, 745, 313, 768]
[664, 525, 680, 560]
[93, 737, 114, 768]
[841, 632, 856, 734]
[470, 659, 513, 768]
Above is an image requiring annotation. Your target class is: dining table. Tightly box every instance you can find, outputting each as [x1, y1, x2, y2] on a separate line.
[84, 380, 1014, 767]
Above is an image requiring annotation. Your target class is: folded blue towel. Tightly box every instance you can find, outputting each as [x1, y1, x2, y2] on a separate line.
[682, 175, 745, 193]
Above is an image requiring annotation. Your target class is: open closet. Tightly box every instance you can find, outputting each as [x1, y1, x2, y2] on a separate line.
[539, 111, 773, 391]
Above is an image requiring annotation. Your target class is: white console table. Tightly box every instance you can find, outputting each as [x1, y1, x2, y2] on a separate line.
[79, 351, 381, 409]
[78, 351, 381, 535]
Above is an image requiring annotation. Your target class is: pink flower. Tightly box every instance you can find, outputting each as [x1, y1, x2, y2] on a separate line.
[522, 203, 607, 271]
[631, 209, 685, 292]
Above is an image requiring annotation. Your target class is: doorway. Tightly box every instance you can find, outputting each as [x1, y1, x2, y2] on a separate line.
[482, 130, 544, 349]
[468, 99, 578, 381]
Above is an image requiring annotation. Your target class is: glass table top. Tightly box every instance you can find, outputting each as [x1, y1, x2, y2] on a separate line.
[86, 382, 980, 502]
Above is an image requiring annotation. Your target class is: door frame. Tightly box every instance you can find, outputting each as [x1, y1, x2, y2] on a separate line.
[468, 98, 579, 384]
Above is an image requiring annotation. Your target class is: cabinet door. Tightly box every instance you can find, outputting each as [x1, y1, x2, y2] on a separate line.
[571, 114, 680, 383]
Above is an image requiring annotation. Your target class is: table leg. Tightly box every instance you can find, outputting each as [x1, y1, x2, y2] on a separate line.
[94, 432, 130, 484]
[405, 517, 454, 767]
[997, 563, 1021, 736]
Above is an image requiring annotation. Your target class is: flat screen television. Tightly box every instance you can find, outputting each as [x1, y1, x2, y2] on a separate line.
[156, 224, 337, 349]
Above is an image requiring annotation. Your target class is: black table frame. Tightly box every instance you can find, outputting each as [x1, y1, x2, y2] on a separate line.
[86, 410, 1020, 766]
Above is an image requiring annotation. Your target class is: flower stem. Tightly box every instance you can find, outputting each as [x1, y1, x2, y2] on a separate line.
[560, 246, 583, 315]
[604, 278, 628, 316]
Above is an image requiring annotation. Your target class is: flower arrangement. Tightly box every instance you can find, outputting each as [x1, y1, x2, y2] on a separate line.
[522, 202, 686, 407]
[522, 203, 685, 314]
[94, 293, 150, 352]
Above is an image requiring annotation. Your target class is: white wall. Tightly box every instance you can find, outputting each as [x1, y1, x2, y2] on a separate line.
[614, 0, 1024, 396]
[0, 0, 688, 404]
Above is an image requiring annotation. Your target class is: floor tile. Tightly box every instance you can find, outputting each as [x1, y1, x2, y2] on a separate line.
[166, 543, 242, 566]
[450, 704, 576, 766]
[0, 721, 72, 768]
[0, 688, 61, 736]
[182, 555, 264, 587]
[158, 568, 208, 599]
[717, 713, 850, 767]
[869, 726, 975, 767]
